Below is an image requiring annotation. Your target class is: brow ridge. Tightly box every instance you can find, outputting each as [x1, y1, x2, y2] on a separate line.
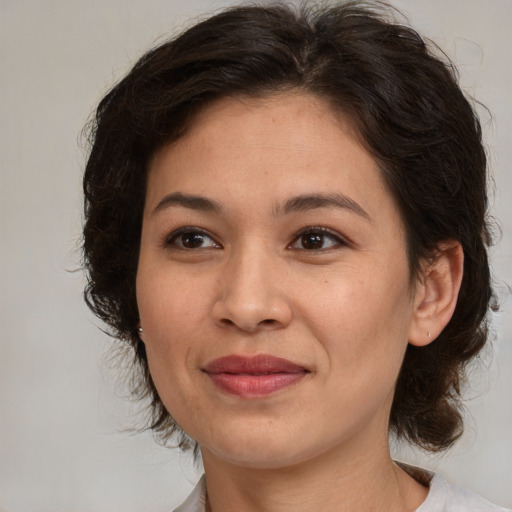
[152, 192, 222, 215]
[152, 191, 370, 221]
[278, 193, 371, 221]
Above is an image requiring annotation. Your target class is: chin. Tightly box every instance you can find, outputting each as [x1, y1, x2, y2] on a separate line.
[205, 445, 309, 470]
[199, 425, 333, 470]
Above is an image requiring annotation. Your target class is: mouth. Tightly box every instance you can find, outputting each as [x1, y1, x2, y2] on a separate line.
[202, 354, 310, 398]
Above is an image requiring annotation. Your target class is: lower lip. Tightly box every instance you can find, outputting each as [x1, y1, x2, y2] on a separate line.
[206, 372, 306, 397]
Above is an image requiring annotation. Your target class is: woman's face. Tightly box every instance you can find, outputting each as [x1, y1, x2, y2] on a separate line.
[136, 93, 420, 469]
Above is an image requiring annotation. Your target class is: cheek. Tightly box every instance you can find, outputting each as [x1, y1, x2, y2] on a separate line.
[136, 267, 218, 391]
[301, 268, 413, 367]
[136, 275, 185, 376]
[136, 271, 221, 436]
[138, 268, 210, 336]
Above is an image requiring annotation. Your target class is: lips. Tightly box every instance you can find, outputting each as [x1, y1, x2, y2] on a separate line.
[202, 355, 309, 397]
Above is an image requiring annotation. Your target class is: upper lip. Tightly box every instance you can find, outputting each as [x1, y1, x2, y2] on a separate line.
[203, 355, 309, 375]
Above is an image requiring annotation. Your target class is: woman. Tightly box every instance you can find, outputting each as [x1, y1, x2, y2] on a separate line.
[82, 1, 509, 510]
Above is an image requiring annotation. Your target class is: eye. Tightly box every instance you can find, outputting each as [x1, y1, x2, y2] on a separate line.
[166, 228, 220, 250]
[289, 227, 346, 251]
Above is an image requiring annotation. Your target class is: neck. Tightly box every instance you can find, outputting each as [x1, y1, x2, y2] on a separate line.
[201, 441, 428, 512]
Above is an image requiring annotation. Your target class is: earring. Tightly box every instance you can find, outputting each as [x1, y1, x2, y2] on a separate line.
[137, 326, 144, 334]
[427, 331, 432, 339]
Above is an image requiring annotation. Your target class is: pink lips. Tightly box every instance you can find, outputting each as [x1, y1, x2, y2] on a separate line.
[203, 355, 309, 398]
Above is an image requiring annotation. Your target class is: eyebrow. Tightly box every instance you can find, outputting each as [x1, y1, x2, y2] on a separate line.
[278, 193, 371, 221]
[152, 192, 222, 215]
[152, 191, 370, 221]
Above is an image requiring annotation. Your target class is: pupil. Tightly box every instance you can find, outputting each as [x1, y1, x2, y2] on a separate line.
[302, 233, 323, 249]
[182, 233, 203, 248]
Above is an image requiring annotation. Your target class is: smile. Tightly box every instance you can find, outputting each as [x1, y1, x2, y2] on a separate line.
[202, 354, 309, 398]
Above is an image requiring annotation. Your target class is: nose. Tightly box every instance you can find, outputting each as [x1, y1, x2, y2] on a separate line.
[211, 247, 293, 333]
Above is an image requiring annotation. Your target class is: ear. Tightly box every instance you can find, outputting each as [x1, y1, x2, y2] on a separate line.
[408, 241, 464, 347]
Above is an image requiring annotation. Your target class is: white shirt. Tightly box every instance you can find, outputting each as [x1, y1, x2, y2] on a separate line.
[173, 472, 511, 512]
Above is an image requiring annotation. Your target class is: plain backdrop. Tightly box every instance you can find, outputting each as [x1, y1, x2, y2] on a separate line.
[0, 1, 511, 511]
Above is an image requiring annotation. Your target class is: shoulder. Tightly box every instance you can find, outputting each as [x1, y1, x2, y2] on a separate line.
[172, 475, 206, 512]
[171, 471, 511, 512]
[417, 472, 511, 512]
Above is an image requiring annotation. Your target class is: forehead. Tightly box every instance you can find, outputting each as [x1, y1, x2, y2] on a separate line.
[150, 94, 372, 180]
[145, 92, 397, 223]
[179, 93, 355, 152]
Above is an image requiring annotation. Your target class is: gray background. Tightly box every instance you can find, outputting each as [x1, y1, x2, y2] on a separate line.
[1, 0, 511, 510]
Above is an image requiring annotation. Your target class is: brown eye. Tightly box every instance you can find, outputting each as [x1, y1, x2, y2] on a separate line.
[181, 232, 207, 248]
[290, 228, 345, 251]
[301, 232, 324, 250]
[166, 229, 220, 250]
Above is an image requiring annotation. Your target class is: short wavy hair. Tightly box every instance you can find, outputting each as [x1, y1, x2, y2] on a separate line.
[83, 1, 495, 452]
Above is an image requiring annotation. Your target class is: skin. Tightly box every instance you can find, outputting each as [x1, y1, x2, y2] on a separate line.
[136, 93, 463, 512]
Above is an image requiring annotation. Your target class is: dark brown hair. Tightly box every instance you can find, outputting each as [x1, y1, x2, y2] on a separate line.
[83, 1, 494, 452]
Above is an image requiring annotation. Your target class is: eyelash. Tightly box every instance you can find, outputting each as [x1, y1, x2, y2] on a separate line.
[164, 226, 349, 252]
[289, 226, 348, 251]
[164, 227, 221, 250]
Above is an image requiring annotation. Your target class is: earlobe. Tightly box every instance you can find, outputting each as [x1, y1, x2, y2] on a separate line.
[408, 241, 464, 347]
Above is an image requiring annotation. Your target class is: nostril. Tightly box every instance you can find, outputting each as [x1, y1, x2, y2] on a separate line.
[261, 319, 276, 325]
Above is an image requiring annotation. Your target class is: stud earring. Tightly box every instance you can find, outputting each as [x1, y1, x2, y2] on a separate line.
[137, 326, 144, 334]
[427, 331, 432, 339]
